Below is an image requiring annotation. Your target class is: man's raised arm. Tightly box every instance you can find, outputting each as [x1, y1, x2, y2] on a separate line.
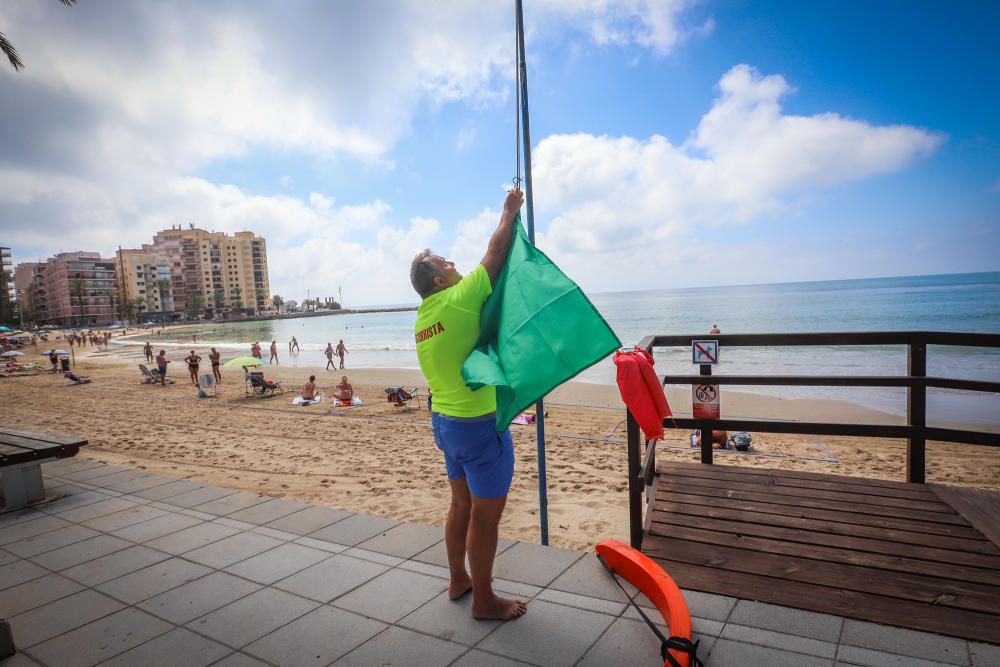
[481, 188, 524, 287]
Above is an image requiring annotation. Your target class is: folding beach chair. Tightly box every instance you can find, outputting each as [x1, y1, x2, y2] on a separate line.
[139, 364, 161, 384]
[198, 373, 217, 397]
[385, 386, 420, 409]
[248, 371, 283, 397]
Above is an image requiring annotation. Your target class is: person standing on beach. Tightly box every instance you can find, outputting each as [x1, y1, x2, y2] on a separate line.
[291, 336, 299, 353]
[269, 340, 279, 365]
[155, 350, 169, 386]
[324, 343, 335, 371]
[336, 339, 348, 369]
[209, 347, 222, 383]
[409, 187, 526, 621]
[144, 341, 154, 363]
[184, 350, 201, 385]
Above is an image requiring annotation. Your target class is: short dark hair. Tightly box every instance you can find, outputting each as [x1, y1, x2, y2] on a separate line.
[309, 375, 315, 381]
[410, 249, 442, 299]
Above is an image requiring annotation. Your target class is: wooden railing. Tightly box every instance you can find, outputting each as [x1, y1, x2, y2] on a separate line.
[626, 331, 1000, 549]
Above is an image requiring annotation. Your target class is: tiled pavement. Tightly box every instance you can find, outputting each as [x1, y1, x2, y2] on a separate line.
[1, 459, 997, 666]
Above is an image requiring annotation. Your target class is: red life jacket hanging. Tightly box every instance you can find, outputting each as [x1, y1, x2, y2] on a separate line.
[614, 347, 672, 441]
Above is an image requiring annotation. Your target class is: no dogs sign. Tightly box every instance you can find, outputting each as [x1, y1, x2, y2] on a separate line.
[692, 383, 720, 419]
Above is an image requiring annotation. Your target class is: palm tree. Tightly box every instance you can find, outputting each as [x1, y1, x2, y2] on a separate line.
[254, 287, 266, 311]
[231, 286, 243, 314]
[212, 288, 226, 316]
[271, 295, 284, 313]
[121, 298, 136, 324]
[106, 288, 120, 323]
[70, 276, 86, 326]
[2, 0, 76, 71]
[155, 279, 171, 315]
[187, 291, 205, 320]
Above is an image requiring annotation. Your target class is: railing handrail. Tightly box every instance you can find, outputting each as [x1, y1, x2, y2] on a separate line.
[625, 330, 1000, 549]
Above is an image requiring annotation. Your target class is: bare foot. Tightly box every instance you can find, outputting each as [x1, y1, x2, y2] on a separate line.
[472, 595, 528, 620]
[449, 572, 473, 600]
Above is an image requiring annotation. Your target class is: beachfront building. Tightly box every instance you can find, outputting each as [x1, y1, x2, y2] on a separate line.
[117, 225, 272, 320]
[0, 246, 14, 323]
[114, 249, 175, 323]
[24, 252, 118, 326]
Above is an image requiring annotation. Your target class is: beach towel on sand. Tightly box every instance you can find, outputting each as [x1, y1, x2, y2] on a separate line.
[334, 396, 362, 407]
[462, 214, 621, 431]
[292, 396, 324, 406]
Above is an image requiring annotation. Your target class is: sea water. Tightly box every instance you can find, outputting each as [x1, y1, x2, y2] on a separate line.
[119, 271, 1000, 424]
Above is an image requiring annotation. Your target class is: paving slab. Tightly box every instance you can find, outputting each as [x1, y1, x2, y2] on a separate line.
[293, 535, 349, 554]
[96, 557, 212, 604]
[307, 513, 401, 547]
[0, 508, 46, 530]
[398, 590, 503, 646]
[244, 605, 387, 666]
[178, 508, 219, 521]
[213, 517, 258, 531]
[80, 504, 168, 532]
[4, 524, 100, 559]
[9, 589, 124, 648]
[131, 479, 206, 501]
[225, 498, 311, 525]
[29, 534, 132, 571]
[262, 505, 353, 535]
[341, 547, 404, 567]
[841, 619, 968, 665]
[0, 652, 42, 666]
[451, 649, 535, 666]
[334, 626, 466, 666]
[143, 521, 242, 555]
[723, 623, 838, 659]
[211, 653, 271, 667]
[535, 588, 626, 616]
[492, 541, 584, 587]
[0, 514, 71, 546]
[157, 485, 240, 509]
[636, 587, 737, 623]
[61, 545, 172, 587]
[355, 521, 444, 559]
[578, 616, 713, 667]
[274, 553, 389, 603]
[728, 599, 844, 643]
[37, 490, 113, 514]
[59, 464, 129, 483]
[109, 512, 202, 543]
[225, 542, 333, 585]
[183, 531, 283, 568]
[547, 553, 635, 602]
[138, 571, 262, 624]
[398, 558, 451, 581]
[970, 642, 1000, 667]
[187, 587, 318, 649]
[835, 644, 961, 667]
[102, 474, 176, 495]
[192, 491, 270, 516]
[0, 573, 85, 618]
[710, 638, 834, 666]
[476, 599, 615, 667]
[335, 567, 449, 624]
[27, 607, 172, 667]
[413, 536, 516, 568]
[621, 605, 725, 638]
[0, 559, 49, 591]
[249, 525, 299, 542]
[75, 470, 146, 489]
[96, 626, 232, 667]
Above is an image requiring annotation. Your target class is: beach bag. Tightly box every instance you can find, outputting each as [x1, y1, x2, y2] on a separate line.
[730, 432, 752, 451]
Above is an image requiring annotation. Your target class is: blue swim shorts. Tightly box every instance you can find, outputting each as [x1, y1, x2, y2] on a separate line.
[431, 412, 514, 499]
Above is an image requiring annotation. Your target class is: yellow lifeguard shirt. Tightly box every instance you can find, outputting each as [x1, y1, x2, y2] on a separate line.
[415, 264, 496, 417]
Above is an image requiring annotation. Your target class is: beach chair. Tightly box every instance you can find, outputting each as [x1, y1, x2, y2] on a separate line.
[198, 373, 217, 397]
[248, 371, 283, 397]
[385, 386, 420, 409]
[139, 364, 158, 384]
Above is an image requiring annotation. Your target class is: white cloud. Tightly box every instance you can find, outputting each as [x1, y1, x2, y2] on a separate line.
[530, 65, 943, 290]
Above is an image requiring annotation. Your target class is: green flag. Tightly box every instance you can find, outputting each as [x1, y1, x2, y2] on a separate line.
[462, 214, 622, 431]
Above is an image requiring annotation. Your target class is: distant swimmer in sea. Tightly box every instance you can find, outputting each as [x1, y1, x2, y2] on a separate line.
[209, 347, 222, 383]
[184, 350, 201, 385]
[336, 339, 348, 369]
[325, 342, 335, 371]
[710, 324, 721, 334]
[269, 340, 279, 365]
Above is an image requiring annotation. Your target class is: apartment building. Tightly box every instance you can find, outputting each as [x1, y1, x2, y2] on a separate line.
[115, 249, 175, 322]
[0, 247, 13, 323]
[117, 225, 272, 319]
[21, 252, 117, 326]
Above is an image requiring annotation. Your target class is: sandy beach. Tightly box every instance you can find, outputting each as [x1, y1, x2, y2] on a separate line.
[2, 341, 998, 551]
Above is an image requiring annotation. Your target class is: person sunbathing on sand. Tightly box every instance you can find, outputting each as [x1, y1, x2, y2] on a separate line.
[409, 187, 527, 621]
[301, 375, 318, 400]
[334, 375, 353, 401]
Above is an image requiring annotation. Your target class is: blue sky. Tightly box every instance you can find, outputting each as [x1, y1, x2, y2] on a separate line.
[2, 0, 997, 305]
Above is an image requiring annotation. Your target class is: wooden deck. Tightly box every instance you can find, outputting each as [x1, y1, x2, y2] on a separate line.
[642, 462, 1000, 644]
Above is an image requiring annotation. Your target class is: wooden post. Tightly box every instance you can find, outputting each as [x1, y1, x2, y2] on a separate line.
[907, 339, 927, 483]
[699, 363, 713, 465]
[626, 410, 643, 549]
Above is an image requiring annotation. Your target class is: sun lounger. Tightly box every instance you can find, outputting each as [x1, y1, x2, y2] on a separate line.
[139, 364, 172, 385]
[247, 371, 283, 396]
[385, 386, 420, 409]
[198, 373, 217, 397]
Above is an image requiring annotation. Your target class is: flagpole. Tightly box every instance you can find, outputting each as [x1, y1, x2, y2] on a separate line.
[515, 0, 549, 546]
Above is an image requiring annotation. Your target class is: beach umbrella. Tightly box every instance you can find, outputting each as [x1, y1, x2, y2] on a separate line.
[40, 350, 70, 356]
[1, 350, 24, 357]
[0, 326, 12, 332]
[223, 356, 264, 368]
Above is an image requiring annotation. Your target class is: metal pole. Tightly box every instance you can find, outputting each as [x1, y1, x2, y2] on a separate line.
[516, 0, 549, 545]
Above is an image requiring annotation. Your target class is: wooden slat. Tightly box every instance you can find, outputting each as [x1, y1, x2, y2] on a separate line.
[662, 461, 925, 492]
[663, 463, 938, 500]
[649, 510, 1000, 569]
[929, 484, 1000, 551]
[655, 480, 969, 526]
[651, 502, 998, 555]
[652, 489, 983, 539]
[0, 443, 31, 458]
[658, 473, 952, 513]
[649, 523, 1000, 586]
[645, 536, 1000, 614]
[0, 427, 84, 446]
[0, 432, 75, 453]
[642, 553, 1000, 645]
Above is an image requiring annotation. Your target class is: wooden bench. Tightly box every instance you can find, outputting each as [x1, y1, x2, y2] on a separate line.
[0, 427, 88, 511]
